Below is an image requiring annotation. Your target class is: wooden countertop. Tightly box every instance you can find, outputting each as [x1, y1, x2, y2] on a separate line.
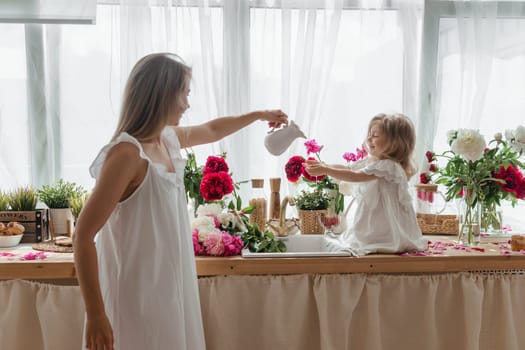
[1, 236, 524, 280]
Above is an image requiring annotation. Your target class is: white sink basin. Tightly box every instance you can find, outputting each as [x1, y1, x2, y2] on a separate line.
[241, 234, 353, 258]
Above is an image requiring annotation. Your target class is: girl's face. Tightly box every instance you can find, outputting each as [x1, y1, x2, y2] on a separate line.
[367, 123, 388, 158]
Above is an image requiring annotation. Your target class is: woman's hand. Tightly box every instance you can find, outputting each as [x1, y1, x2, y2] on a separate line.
[304, 159, 327, 176]
[85, 314, 114, 350]
[255, 109, 288, 129]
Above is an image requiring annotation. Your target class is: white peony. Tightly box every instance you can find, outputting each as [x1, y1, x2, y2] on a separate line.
[506, 126, 525, 153]
[450, 129, 486, 161]
[217, 212, 234, 227]
[196, 203, 223, 217]
[191, 216, 216, 236]
[514, 125, 525, 142]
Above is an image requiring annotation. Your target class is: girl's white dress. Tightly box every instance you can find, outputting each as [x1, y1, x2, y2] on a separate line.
[337, 158, 428, 255]
[87, 128, 206, 349]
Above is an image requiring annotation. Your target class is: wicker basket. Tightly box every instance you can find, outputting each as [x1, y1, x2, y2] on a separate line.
[298, 209, 327, 234]
[416, 213, 458, 235]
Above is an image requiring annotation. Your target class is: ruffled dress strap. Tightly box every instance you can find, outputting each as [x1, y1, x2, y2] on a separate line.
[362, 159, 413, 212]
[161, 127, 187, 182]
[89, 132, 150, 179]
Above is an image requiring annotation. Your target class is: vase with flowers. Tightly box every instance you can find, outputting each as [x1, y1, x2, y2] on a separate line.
[421, 126, 525, 244]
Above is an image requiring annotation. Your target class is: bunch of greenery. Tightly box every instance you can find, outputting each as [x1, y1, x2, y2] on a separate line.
[184, 151, 205, 210]
[37, 179, 86, 209]
[241, 223, 287, 253]
[295, 189, 330, 211]
[8, 187, 38, 211]
[0, 191, 9, 211]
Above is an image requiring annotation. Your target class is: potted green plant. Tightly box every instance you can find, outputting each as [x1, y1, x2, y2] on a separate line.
[1, 187, 48, 243]
[295, 189, 329, 234]
[37, 179, 86, 236]
[0, 191, 9, 211]
[70, 193, 89, 224]
[8, 187, 38, 211]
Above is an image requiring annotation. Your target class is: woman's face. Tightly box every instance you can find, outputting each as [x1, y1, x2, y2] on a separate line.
[367, 123, 388, 158]
[167, 77, 191, 126]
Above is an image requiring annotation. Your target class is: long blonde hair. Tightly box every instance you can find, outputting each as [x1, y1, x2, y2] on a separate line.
[367, 113, 417, 179]
[112, 53, 191, 141]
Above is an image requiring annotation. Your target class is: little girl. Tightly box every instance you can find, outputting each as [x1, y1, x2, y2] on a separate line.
[73, 53, 288, 350]
[304, 113, 427, 255]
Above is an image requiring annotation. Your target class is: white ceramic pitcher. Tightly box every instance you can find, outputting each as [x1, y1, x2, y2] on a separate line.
[264, 120, 307, 156]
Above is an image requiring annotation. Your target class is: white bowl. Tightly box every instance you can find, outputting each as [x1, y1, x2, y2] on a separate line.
[0, 234, 23, 248]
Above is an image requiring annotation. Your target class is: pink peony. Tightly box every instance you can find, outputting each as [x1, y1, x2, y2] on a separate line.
[192, 230, 204, 255]
[204, 231, 225, 256]
[342, 152, 357, 162]
[222, 232, 243, 256]
[304, 139, 323, 155]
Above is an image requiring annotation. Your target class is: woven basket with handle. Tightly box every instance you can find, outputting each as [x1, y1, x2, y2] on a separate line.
[298, 209, 327, 234]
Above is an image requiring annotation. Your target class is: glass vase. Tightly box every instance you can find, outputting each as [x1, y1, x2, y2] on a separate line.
[457, 190, 481, 246]
[481, 202, 503, 235]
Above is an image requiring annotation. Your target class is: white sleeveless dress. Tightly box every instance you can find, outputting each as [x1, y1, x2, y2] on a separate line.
[87, 127, 206, 349]
[337, 158, 428, 255]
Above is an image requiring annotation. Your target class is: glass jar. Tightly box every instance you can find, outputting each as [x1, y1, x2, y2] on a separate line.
[249, 179, 267, 231]
[414, 184, 446, 215]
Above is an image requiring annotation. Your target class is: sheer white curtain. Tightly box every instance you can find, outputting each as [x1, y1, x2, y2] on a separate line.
[59, 1, 224, 190]
[0, 0, 424, 197]
[249, 0, 422, 203]
[429, 1, 525, 155]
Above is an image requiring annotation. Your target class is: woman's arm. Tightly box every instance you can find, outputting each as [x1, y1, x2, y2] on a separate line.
[174, 110, 288, 149]
[304, 159, 377, 182]
[73, 143, 146, 350]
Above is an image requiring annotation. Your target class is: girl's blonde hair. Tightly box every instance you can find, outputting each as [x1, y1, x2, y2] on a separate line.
[112, 53, 191, 141]
[367, 113, 417, 179]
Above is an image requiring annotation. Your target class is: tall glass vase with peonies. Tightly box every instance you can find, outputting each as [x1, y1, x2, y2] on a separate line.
[421, 127, 525, 243]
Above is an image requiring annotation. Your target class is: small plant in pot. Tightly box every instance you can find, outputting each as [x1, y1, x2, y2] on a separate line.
[8, 187, 38, 211]
[295, 189, 329, 234]
[37, 179, 86, 236]
[70, 193, 89, 225]
[0, 191, 9, 211]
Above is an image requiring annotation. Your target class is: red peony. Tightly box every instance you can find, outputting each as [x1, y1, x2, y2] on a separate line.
[425, 151, 434, 163]
[203, 155, 229, 174]
[493, 165, 525, 199]
[419, 172, 430, 184]
[285, 155, 305, 182]
[301, 156, 326, 182]
[200, 171, 234, 201]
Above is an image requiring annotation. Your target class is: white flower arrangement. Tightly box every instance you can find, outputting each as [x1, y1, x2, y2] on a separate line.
[450, 129, 486, 162]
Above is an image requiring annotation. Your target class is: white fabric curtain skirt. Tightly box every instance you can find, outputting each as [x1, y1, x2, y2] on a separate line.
[198, 272, 525, 350]
[1, 272, 525, 350]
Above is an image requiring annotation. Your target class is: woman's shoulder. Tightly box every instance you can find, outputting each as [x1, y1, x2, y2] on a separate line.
[89, 134, 148, 179]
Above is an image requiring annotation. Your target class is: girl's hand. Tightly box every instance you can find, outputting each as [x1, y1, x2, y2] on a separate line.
[304, 159, 327, 176]
[85, 314, 114, 350]
[256, 109, 288, 129]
